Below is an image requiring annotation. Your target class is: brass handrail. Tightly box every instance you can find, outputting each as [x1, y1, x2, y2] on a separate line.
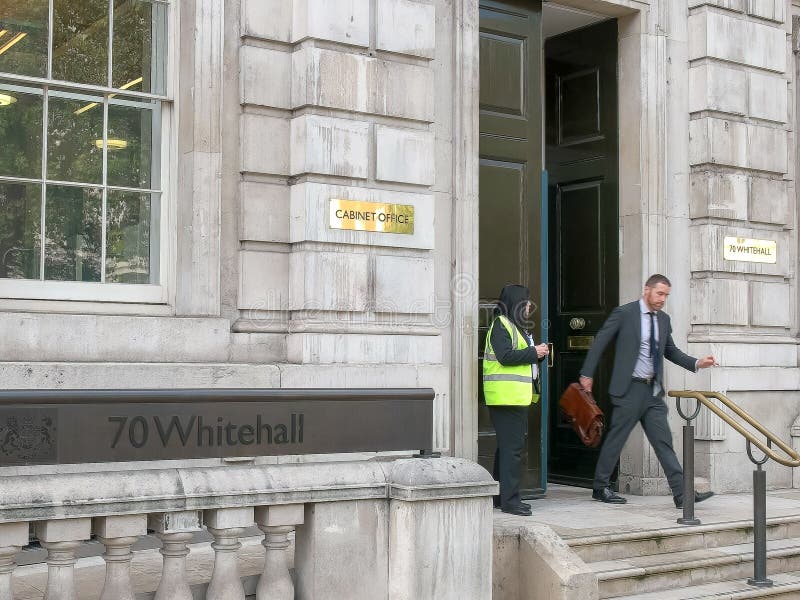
[669, 390, 800, 468]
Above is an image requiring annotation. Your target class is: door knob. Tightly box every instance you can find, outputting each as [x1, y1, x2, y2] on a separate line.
[569, 317, 586, 330]
[547, 343, 554, 368]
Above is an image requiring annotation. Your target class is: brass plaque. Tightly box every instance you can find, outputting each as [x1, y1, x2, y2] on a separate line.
[723, 237, 776, 264]
[568, 335, 594, 350]
[329, 199, 414, 235]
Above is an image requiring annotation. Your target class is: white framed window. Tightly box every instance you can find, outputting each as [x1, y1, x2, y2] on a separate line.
[0, 0, 170, 303]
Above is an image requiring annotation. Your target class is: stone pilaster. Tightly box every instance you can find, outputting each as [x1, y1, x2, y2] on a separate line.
[685, 0, 797, 491]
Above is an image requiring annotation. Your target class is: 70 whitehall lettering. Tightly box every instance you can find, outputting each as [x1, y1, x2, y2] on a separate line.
[727, 244, 773, 255]
[107, 414, 305, 449]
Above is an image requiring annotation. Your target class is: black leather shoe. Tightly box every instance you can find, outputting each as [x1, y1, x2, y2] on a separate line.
[520, 501, 531, 510]
[592, 487, 627, 504]
[674, 490, 714, 509]
[501, 504, 532, 516]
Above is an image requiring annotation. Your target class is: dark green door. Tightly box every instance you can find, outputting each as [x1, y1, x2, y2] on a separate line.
[477, 0, 544, 496]
[546, 20, 619, 487]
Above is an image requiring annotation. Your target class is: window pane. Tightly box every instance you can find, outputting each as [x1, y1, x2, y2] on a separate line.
[0, 181, 41, 279]
[0, 0, 48, 78]
[44, 185, 101, 281]
[107, 101, 153, 188]
[0, 86, 43, 179]
[113, 0, 167, 94]
[52, 0, 109, 86]
[106, 190, 151, 283]
[47, 93, 103, 184]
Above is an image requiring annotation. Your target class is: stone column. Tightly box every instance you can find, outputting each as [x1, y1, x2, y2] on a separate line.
[254, 504, 304, 600]
[149, 511, 203, 600]
[95, 515, 147, 600]
[0, 522, 28, 600]
[204, 507, 254, 600]
[451, 0, 481, 462]
[386, 458, 496, 599]
[175, 0, 224, 315]
[35, 518, 91, 600]
[686, 0, 794, 493]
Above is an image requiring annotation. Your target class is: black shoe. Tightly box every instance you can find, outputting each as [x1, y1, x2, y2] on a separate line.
[501, 503, 532, 516]
[520, 501, 531, 510]
[674, 490, 714, 509]
[592, 487, 627, 504]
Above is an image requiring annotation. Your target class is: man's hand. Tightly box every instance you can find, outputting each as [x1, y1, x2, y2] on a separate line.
[697, 356, 718, 369]
[579, 376, 593, 392]
[535, 343, 549, 359]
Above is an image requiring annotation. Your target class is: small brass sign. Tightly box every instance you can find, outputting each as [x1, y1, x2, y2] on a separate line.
[568, 335, 594, 350]
[329, 199, 414, 235]
[723, 237, 776, 264]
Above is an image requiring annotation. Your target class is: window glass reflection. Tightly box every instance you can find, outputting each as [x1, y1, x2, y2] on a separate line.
[106, 190, 151, 283]
[52, 0, 109, 86]
[44, 185, 102, 281]
[0, 182, 41, 279]
[47, 93, 103, 184]
[0, 1, 166, 286]
[0, 86, 43, 179]
[108, 101, 153, 189]
[113, 0, 167, 95]
[0, 0, 48, 78]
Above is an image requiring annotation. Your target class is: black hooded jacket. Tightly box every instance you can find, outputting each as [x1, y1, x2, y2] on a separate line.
[489, 284, 542, 366]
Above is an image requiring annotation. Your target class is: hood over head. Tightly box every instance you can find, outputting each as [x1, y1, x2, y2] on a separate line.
[495, 284, 530, 329]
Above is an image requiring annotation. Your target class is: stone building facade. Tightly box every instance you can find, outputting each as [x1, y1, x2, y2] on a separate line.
[0, 0, 799, 501]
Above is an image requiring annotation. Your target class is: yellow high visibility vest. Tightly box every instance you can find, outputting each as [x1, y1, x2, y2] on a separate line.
[483, 315, 539, 406]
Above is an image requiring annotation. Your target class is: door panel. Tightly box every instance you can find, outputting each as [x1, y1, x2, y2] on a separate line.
[478, 0, 544, 496]
[546, 20, 619, 487]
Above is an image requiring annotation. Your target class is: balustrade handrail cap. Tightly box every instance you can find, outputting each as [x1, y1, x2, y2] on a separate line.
[0, 458, 495, 523]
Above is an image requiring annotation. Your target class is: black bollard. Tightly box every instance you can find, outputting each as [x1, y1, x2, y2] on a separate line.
[747, 464, 773, 587]
[677, 423, 700, 526]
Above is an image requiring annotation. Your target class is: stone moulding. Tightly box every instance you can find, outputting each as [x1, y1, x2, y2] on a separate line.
[387, 456, 497, 501]
[0, 458, 496, 523]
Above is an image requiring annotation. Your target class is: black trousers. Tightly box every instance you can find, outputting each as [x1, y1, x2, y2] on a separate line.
[593, 380, 684, 496]
[488, 405, 528, 508]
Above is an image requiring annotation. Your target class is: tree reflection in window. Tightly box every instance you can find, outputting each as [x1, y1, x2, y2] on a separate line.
[0, 0, 167, 285]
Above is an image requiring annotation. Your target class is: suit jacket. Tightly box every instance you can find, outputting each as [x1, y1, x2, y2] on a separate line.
[580, 300, 697, 397]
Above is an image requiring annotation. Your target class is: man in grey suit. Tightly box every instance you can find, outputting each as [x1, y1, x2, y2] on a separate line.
[579, 274, 718, 506]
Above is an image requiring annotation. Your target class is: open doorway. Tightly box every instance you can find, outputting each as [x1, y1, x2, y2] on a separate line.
[477, 0, 619, 493]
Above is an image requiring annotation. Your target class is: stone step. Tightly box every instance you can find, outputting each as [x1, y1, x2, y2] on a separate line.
[593, 537, 800, 598]
[612, 569, 800, 599]
[567, 515, 800, 563]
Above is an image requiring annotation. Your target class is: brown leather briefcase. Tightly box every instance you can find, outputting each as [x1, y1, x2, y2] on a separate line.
[559, 383, 605, 448]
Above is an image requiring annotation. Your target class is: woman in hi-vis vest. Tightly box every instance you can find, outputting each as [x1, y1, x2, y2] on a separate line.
[483, 284, 549, 516]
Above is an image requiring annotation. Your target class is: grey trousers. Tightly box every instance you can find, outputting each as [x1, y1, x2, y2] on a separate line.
[593, 380, 684, 496]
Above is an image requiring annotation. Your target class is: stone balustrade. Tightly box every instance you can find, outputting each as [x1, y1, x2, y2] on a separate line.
[0, 458, 496, 599]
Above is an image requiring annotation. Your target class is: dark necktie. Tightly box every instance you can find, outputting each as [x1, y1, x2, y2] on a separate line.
[649, 312, 661, 381]
[648, 312, 656, 358]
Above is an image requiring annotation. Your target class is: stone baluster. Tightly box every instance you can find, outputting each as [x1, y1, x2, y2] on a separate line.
[205, 507, 254, 600]
[149, 511, 203, 600]
[0, 522, 29, 600]
[35, 518, 91, 600]
[95, 515, 147, 600]
[255, 504, 304, 600]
